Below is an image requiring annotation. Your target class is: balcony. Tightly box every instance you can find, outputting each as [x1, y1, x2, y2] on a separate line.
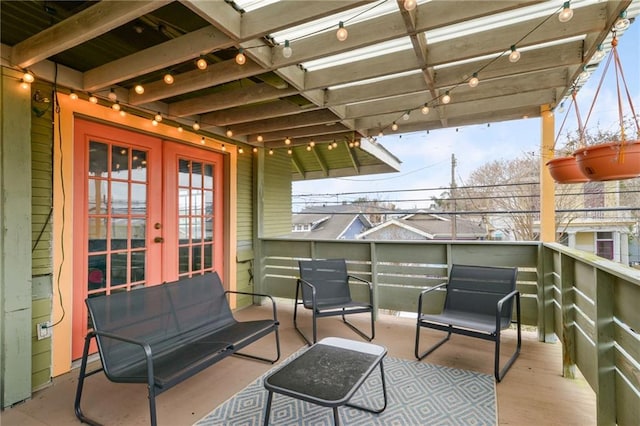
[3, 239, 638, 425]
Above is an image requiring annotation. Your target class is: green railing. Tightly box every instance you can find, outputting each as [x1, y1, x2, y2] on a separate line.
[257, 238, 640, 426]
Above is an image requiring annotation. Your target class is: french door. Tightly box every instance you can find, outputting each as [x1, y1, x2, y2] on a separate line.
[72, 119, 223, 359]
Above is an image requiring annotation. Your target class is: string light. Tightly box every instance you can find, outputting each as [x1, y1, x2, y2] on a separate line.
[402, 111, 410, 121]
[558, 1, 573, 23]
[23, 71, 35, 83]
[421, 104, 429, 115]
[226, 129, 233, 137]
[378, 130, 384, 137]
[287, 148, 292, 155]
[403, 0, 417, 11]
[391, 122, 398, 131]
[134, 84, 144, 94]
[196, 57, 207, 70]
[221, 144, 226, 151]
[177, 125, 183, 133]
[257, 135, 263, 142]
[306, 145, 312, 151]
[252, 147, 258, 153]
[332, 141, 338, 148]
[509, 45, 521, 63]
[119, 110, 126, 117]
[192, 121, 200, 131]
[309, 140, 315, 147]
[284, 137, 291, 145]
[89, 94, 98, 104]
[336, 21, 348, 41]
[235, 49, 246, 65]
[163, 73, 174, 84]
[154, 112, 162, 122]
[200, 136, 205, 144]
[282, 40, 293, 58]
[268, 148, 274, 155]
[441, 91, 451, 104]
[152, 119, 158, 126]
[69, 91, 78, 100]
[112, 101, 121, 111]
[20, 79, 30, 90]
[108, 89, 117, 101]
[328, 145, 333, 150]
[238, 147, 244, 154]
[468, 73, 479, 87]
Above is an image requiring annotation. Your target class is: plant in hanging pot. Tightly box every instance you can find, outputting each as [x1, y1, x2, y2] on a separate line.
[571, 35, 640, 181]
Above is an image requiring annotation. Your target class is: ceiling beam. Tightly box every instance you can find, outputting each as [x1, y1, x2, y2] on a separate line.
[229, 110, 341, 136]
[264, 131, 357, 148]
[201, 100, 320, 126]
[252, 124, 350, 143]
[181, 0, 241, 39]
[11, 1, 171, 68]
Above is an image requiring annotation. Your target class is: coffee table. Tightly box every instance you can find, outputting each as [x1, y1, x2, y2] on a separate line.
[263, 337, 387, 425]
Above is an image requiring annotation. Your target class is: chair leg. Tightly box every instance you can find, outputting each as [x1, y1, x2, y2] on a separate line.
[293, 283, 313, 346]
[495, 297, 522, 382]
[234, 328, 282, 364]
[74, 333, 101, 426]
[341, 310, 374, 342]
[415, 323, 452, 361]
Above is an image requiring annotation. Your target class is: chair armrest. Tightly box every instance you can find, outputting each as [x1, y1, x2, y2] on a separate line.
[297, 278, 318, 307]
[417, 282, 448, 315]
[495, 290, 520, 330]
[348, 275, 373, 304]
[225, 290, 279, 323]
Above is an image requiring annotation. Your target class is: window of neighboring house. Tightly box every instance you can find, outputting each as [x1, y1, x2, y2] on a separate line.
[558, 232, 569, 246]
[596, 231, 614, 260]
[292, 224, 311, 232]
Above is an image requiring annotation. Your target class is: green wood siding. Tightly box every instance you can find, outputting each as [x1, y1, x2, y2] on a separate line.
[235, 149, 254, 304]
[262, 150, 292, 237]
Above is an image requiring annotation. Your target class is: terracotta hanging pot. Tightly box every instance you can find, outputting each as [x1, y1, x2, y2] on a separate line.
[546, 155, 590, 183]
[573, 140, 640, 181]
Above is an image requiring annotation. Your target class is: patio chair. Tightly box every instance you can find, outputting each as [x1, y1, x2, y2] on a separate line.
[415, 264, 521, 381]
[294, 259, 375, 345]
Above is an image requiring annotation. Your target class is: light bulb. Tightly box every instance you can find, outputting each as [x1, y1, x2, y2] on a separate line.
[402, 111, 410, 121]
[615, 12, 630, 30]
[108, 89, 117, 101]
[221, 144, 226, 151]
[200, 137, 205, 144]
[192, 121, 200, 131]
[328, 145, 333, 150]
[154, 113, 162, 122]
[120, 110, 126, 117]
[152, 119, 158, 126]
[309, 140, 315, 147]
[177, 126, 183, 133]
[442, 92, 451, 104]
[23, 71, 35, 83]
[252, 147, 258, 153]
[239, 147, 244, 154]
[69, 91, 78, 100]
[282, 40, 293, 59]
[257, 135, 263, 142]
[306, 145, 312, 151]
[20, 80, 29, 90]
[378, 131, 384, 137]
[391, 122, 398, 131]
[112, 101, 121, 111]
[89, 94, 98, 104]
[332, 141, 338, 148]
[336, 22, 348, 41]
[421, 105, 429, 115]
[226, 129, 233, 137]
[163, 73, 174, 84]
[268, 149, 274, 155]
[509, 45, 520, 63]
[403, 0, 417, 11]
[235, 49, 246, 65]
[468, 73, 479, 87]
[287, 148, 292, 155]
[284, 137, 291, 145]
[134, 84, 144, 94]
[558, 2, 573, 22]
[196, 57, 207, 70]
[354, 140, 360, 147]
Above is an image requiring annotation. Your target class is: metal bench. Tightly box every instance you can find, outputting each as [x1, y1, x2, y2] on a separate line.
[74, 272, 280, 426]
[414, 264, 521, 382]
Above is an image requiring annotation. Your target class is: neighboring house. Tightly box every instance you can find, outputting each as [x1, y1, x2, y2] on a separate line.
[290, 205, 373, 239]
[357, 212, 489, 240]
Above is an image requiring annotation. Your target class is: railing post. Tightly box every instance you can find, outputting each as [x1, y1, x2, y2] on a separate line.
[370, 242, 378, 320]
[560, 254, 576, 379]
[594, 269, 616, 426]
[538, 244, 556, 342]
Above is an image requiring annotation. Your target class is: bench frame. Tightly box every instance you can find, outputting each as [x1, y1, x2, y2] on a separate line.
[414, 264, 521, 382]
[74, 272, 280, 426]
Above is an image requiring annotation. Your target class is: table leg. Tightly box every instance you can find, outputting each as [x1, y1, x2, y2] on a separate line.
[333, 407, 340, 426]
[345, 360, 387, 414]
[263, 391, 273, 425]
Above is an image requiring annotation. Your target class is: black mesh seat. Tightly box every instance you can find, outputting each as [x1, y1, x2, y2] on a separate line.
[415, 264, 521, 382]
[294, 259, 374, 345]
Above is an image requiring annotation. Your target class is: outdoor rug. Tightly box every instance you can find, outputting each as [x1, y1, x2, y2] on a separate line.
[194, 352, 497, 426]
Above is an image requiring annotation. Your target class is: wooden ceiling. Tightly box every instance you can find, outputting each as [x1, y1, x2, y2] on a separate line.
[1, 0, 637, 180]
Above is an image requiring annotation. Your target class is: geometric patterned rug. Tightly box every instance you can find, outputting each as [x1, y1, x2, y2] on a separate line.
[194, 353, 496, 426]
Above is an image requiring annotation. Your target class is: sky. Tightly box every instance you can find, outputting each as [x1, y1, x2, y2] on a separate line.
[293, 21, 640, 211]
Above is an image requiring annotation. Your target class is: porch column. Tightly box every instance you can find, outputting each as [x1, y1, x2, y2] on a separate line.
[540, 105, 556, 242]
[0, 67, 33, 407]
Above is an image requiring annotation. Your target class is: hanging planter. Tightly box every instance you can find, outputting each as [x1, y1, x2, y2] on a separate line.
[574, 140, 640, 181]
[546, 155, 589, 183]
[569, 35, 640, 181]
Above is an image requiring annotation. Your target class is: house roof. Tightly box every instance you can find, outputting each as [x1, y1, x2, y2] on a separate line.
[290, 209, 371, 239]
[2, 0, 638, 180]
[358, 212, 488, 239]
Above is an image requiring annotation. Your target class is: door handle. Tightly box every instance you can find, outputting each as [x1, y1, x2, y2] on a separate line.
[154, 237, 164, 243]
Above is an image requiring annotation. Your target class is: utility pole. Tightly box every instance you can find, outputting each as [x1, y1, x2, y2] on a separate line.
[451, 154, 457, 240]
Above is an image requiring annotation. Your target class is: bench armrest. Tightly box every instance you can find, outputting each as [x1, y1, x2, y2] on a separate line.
[225, 290, 278, 323]
[417, 282, 448, 315]
[348, 275, 373, 304]
[93, 330, 156, 384]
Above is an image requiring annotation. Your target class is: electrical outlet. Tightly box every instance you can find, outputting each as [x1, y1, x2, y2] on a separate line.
[37, 321, 52, 340]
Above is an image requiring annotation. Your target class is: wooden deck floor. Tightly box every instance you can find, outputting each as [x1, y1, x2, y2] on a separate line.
[2, 301, 595, 425]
